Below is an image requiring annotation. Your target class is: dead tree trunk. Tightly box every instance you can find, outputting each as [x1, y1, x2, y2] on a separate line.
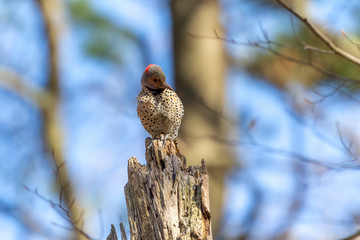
[124, 138, 212, 240]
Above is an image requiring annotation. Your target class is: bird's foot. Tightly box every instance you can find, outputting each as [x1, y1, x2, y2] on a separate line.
[157, 134, 174, 147]
[164, 134, 176, 147]
[163, 134, 173, 142]
[147, 135, 175, 149]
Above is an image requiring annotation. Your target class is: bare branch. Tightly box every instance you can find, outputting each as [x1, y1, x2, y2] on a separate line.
[189, 29, 360, 105]
[33, 1, 87, 238]
[0, 66, 49, 108]
[24, 155, 95, 240]
[336, 122, 359, 163]
[188, 133, 360, 171]
[23, 152, 95, 239]
[189, 30, 360, 82]
[341, 30, 360, 51]
[24, 185, 94, 239]
[276, 0, 360, 67]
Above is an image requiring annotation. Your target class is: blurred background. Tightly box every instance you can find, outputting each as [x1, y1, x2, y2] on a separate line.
[1, 0, 360, 239]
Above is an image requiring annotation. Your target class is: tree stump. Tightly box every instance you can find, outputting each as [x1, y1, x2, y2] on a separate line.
[124, 138, 212, 240]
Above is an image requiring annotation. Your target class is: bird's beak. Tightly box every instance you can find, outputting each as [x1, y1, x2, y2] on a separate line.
[162, 82, 174, 91]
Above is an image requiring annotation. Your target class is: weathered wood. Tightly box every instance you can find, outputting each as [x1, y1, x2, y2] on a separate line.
[124, 138, 212, 240]
[120, 223, 128, 240]
[107, 224, 118, 240]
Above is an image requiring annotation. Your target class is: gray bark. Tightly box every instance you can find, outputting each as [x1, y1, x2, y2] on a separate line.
[124, 138, 212, 240]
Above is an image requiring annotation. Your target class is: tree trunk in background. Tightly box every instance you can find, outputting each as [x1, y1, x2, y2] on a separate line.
[171, 0, 235, 234]
[35, 1, 85, 239]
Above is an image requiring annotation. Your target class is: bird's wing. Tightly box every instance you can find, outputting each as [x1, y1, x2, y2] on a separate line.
[159, 90, 184, 122]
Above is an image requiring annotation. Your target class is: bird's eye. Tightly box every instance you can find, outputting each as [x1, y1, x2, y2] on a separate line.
[153, 79, 158, 82]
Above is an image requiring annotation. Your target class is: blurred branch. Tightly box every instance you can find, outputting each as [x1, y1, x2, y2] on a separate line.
[276, 0, 360, 67]
[24, 153, 93, 240]
[341, 30, 360, 51]
[237, 179, 263, 240]
[336, 122, 359, 164]
[0, 66, 49, 108]
[188, 30, 360, 104]
[0, 199, 47, 236]
[288, 16, 338, 56]
[34, 0, 85, 239]
[273, 161, 308, 239]
[189, 133, 360, 171]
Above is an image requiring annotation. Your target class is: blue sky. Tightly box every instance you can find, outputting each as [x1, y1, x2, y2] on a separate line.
[1, 0, 360, 239]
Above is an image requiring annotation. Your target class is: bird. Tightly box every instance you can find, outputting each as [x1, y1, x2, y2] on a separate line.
[137, 64, 184, 140]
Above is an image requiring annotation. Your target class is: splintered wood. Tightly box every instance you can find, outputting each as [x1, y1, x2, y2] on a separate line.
[124, 138, 212, 240]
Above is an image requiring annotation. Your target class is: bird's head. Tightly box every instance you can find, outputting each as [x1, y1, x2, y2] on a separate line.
[141, 64, 174, 93]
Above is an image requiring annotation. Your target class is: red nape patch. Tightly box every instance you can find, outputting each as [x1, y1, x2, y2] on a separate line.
[145, 64, 154, 74]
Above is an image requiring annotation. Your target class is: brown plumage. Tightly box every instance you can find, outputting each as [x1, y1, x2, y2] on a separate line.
[137, 64, 184, 139]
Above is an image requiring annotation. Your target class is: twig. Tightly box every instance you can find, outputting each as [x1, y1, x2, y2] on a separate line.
[189, 29, 360, 104]
[336, 122, 359, 163]
[189, 30, 360, 83]
[0, 66, 49, 108]
[24, 185, 93, 239]
[276, 0, 360, 67]
[341, 30, 360, 51]
[188, 133, 360, 171]
[23, 154, 95, 240]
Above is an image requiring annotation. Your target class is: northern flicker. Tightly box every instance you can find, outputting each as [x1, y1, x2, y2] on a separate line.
[137, 64, 184, 139]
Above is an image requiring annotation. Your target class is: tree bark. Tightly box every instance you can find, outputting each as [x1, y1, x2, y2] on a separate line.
[107, 224, 118, 240]
[124, 138, 212, 240]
